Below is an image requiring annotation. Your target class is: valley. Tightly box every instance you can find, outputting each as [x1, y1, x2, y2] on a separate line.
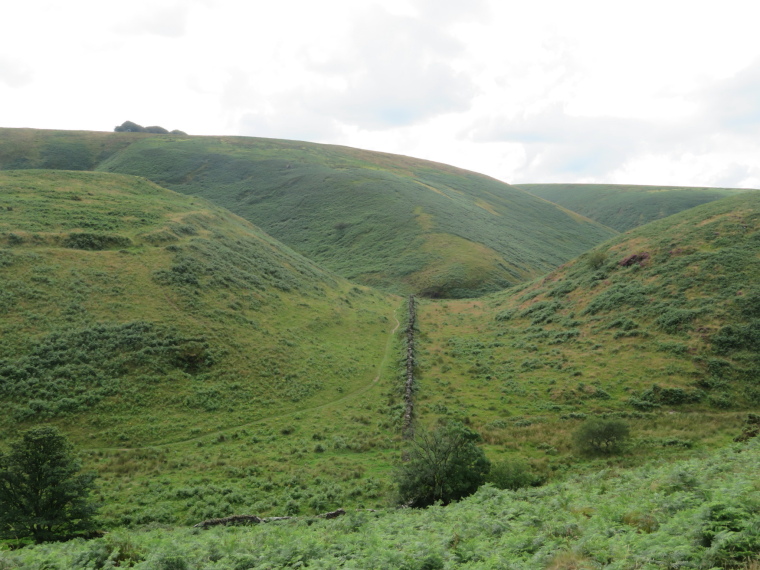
[0, 128, 758, 568]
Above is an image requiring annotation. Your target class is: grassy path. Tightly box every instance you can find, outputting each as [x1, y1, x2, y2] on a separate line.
[88, 301, 403, 452]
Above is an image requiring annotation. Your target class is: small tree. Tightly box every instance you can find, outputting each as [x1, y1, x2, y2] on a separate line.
[0, 426, 97, 542]
[397, 422, 490, 508]
[573, 418, 630, 456]
[587, 250, 608, 270]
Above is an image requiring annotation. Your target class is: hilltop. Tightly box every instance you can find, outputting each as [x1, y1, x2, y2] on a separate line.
[0, 127, 617, 297]
[413, 191, 760, 475]
[517, 183, 749, 232]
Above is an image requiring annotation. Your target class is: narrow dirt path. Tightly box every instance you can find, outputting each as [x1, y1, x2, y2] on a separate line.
[88, 302, 403, 452]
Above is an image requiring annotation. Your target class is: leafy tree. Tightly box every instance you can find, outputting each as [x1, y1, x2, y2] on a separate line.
[0, 426, 98, 542]
[573, 418, 630, 456]
[397, 422, 490, 508]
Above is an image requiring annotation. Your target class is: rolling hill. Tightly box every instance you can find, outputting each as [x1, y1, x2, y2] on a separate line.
[413, 191, 760, 474]
[0, 169, 404, 523]
[0, 169, 401, 444]
[0, 128, 618, 297]
[517, 183, 750, 232]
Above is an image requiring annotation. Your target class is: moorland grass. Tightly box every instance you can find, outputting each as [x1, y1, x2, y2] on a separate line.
[2, 140, 760, 562]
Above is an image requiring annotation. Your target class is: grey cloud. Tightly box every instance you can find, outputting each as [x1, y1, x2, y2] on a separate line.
[469, 59, 760, 182]
[710, 163, 760, 188]
[411, 0, 490, 24]
[0, 56, 33, 88]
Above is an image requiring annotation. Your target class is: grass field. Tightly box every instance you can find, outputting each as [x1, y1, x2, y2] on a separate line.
[518, 183, 750, 231]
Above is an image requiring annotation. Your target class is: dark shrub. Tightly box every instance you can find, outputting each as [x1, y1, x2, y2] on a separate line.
[573, 419, 630, 455]
[396, 422, 490, 507]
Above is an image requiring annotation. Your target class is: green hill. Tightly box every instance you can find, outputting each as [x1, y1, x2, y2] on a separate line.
[0, 128, 617, 297]
[517, 183, 750, 232]
[413, 191, 760, 474]
[0, 170, 404, 524]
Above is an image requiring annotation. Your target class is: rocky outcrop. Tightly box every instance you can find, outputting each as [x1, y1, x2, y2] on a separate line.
[194, 508, 346, 528]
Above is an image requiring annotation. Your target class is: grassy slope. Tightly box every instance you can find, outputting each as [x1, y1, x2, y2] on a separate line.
[518, 183, 750, 232]
[0, 128, 618, 297]
[0, 170, 404, 523]
[0, 127, 139, 171]
[5, 439, 760, 568]
[414, 191, 760, 479]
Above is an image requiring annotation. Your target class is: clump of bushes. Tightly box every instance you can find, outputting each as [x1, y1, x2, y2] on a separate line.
[636, 384, 704, 406]
[0, 321, 213, 419]
[712, 321, 760, 353]
[486, 459, 540, 490]
[63, 232, 133, 250]
[618, 251, 650, 267]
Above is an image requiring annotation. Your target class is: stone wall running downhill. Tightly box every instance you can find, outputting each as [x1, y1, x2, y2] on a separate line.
[402, 295, 416, 439]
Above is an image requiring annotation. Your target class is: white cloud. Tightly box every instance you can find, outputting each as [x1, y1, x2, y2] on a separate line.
[0, 56, 33, 88]
[113, 3, 192, 38]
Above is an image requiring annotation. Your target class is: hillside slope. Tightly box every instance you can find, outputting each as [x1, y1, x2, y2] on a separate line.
[0, 128, 617, 297]
[0, 169, 408, 523]
[517, 183, 749, 231]
[414, 191, 760, 474]
[0, 169, 398, 446]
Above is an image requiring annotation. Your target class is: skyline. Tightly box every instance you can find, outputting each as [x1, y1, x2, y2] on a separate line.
[2, 0, 760, 188]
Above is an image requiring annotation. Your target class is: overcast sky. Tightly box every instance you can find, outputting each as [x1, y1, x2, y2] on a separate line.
[2, 0, 760, 187]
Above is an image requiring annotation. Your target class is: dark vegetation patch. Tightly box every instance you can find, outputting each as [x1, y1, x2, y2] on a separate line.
[63, 232, 133, 250]
[0, 321, 212, 420]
